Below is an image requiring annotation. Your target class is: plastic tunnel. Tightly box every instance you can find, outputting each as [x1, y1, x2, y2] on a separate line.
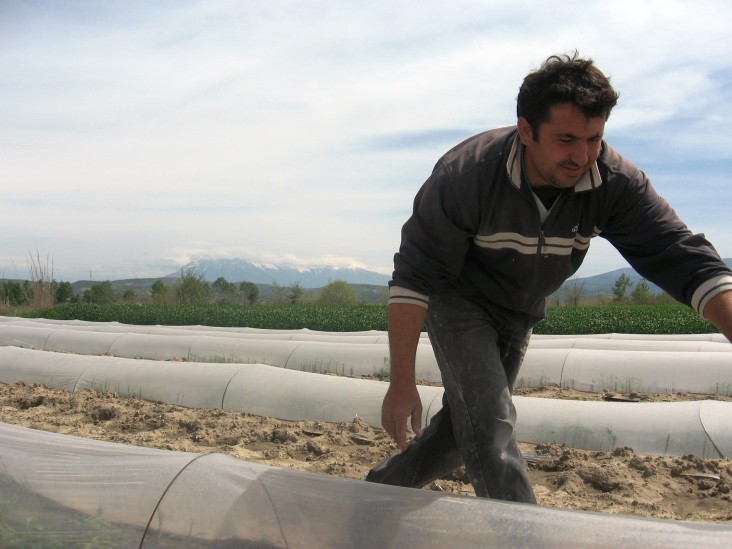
[2, 421, 731, 548]
[1, 316, 732, 547]
[0, 345, 730, 457]
[4, 314, 731, 343]
[2, 318, 732, 394]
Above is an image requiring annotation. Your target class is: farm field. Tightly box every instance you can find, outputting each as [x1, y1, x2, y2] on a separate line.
[1, 306, 731, 534]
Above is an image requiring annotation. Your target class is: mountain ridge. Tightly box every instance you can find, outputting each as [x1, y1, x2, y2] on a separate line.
[166, 257, 732, 297]
[7, 257, 728, 300]
[568, 258, 732, 298]
[166, 258, 391, 286]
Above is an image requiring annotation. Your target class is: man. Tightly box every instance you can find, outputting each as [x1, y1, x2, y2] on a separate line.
[365, 53, 732, 503]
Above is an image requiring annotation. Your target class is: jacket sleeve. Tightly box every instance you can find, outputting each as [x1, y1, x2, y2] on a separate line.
[389, 160, 477, 308]
[599, 164, 732, 317]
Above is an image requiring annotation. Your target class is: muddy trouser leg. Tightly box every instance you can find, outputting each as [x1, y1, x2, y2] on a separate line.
[428, 294, 536, 502]
[365, 393, 463, 487]
[366, 294, 536, 503]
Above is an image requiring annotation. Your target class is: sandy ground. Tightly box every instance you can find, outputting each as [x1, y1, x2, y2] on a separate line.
[0, 381, 730, 525]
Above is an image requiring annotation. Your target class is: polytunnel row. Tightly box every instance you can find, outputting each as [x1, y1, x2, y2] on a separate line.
[2, 320, 732, 395]
[3, 423, 730, 549]
[0, 345, 730, 458]
[2, 314, 731, 345]
[1, 317, 732, 548]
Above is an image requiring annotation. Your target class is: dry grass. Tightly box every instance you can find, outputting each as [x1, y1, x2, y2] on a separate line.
[23, 250, 54, 309]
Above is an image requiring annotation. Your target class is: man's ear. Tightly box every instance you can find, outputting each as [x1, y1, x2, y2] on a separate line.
[517, 117, 534, 145]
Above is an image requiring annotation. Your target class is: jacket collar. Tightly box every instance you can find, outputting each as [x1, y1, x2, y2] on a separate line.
[506, 133, 602, 193]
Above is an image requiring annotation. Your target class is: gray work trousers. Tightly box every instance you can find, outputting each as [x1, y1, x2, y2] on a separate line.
[367, 293, 537, 503]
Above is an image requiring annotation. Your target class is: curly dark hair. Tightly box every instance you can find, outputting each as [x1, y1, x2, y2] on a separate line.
[517, 52, 619, 139]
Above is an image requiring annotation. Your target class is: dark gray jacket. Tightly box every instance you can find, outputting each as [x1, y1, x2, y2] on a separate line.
[390, 126, 732, 324]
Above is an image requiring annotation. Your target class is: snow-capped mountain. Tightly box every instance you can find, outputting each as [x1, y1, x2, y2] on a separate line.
[167, 258, 391, 286]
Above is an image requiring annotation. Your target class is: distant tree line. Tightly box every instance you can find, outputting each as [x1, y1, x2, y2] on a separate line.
[1, 279, 75, 308]
[147, 271, 364, 306]
[2, 270, 371, 309]
[3, 270, 681, 310]
[608, 273, 676, 305]
[159, 272, 363, 306]
[548, 273, 678, 307]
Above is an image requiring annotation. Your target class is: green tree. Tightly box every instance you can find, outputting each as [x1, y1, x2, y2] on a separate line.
[1, 281, 26, 306]
[54, 281, 74, 304]
[151, 279, 172, 303]
[85, 281, 118, 304]
[612, 273, 633, 302]
[175, 269, 212, 304]
[652, 291, 678, 306]
[239, 281, 259, 305]
[631, 279, 652, 305]
[121, 288, 137, 303]
[212, 276, 237, 302]
[318, 280, 358, 305]
[287, 281, 305, 304]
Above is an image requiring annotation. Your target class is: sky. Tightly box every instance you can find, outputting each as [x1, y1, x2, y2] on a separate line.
[3, 0, 732, 283]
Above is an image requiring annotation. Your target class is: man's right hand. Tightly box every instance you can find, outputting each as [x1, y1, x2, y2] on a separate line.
[381, 381, 423, 451]
[383, 300, 428, 451]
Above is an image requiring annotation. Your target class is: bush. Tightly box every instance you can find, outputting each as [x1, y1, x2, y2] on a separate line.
[318, 280, 358, 305]
[175, 270, 211, 305]
[84, 281, 118, 304]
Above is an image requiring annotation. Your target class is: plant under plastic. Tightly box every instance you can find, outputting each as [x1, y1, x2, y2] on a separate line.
[1, 422, 730, 548]
[1, 316, 732, 547]
[2, 319, 731, 394]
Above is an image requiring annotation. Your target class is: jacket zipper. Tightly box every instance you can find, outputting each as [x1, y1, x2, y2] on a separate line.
[528, 193, 567, 309]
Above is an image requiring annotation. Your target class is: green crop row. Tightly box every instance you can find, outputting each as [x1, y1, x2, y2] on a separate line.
[535, 305, 716, 335]
[21, 303, 388, 332]
[20, 303, 718, 335]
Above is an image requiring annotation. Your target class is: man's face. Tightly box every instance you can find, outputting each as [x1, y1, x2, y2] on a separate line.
[518, 103, 606, 189]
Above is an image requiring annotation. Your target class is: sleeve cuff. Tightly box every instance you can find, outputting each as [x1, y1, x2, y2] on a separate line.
[388, 286, 429, 309]
[692, 274, 732, 318]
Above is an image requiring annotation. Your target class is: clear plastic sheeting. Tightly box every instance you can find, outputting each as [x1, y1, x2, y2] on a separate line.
[0, 315, 394, 337]
[44, 327, 123, 354]
[1, 422, 731, 549]
[0, 421, 199, 548]
[532, 332, 730, 342]
[558, 348, 732, 395]
[222, 361, 444, 427]
[5, 321, 732, 394]
[0, 323, 441, 381]
[518, 348, 732, 395]
[699, 401, 732, 457]
[75, 359, 248, 410]
[0, 324, 56, 349]
[1, 315, 730, 340]
[0, 345, 247, 409]
[0, 345, 729, 457]
[0, 346, 438, 428]
[0, 345, 92, 392]
[529, 337, 732, 352]
[515, 398, 731, 458]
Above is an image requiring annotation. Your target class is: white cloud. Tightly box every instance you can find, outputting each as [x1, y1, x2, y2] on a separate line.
[2, 0, 732, 281]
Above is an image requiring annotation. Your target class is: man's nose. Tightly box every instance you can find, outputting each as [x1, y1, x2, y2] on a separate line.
[569, 142, 589, 166]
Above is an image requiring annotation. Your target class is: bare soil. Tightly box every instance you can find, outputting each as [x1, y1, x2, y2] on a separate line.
[0, 382, 730, 524]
